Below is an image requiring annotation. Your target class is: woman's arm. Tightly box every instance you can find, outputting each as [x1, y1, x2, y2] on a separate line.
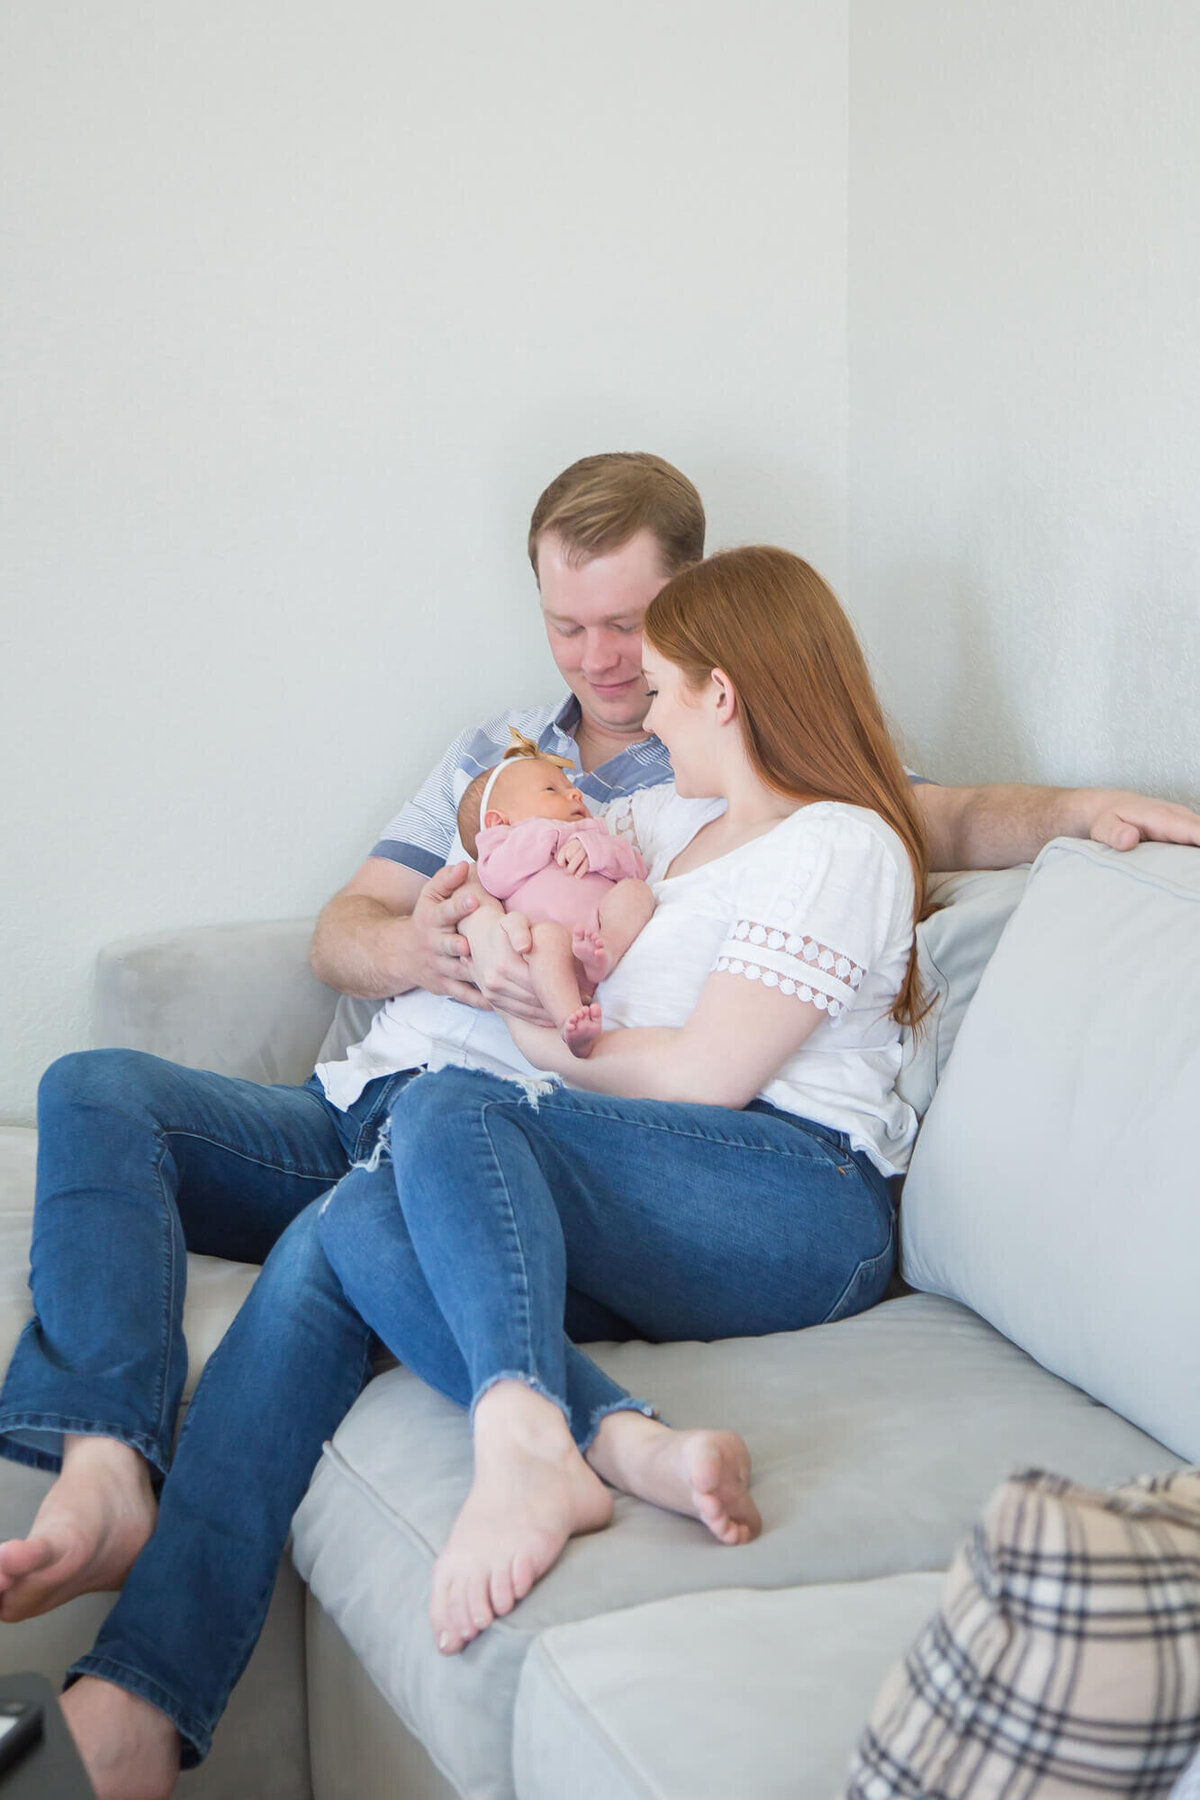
[506, 971, 827, 1108]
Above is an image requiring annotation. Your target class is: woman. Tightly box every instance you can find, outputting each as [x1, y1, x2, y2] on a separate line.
[317, 544, 928, 1654]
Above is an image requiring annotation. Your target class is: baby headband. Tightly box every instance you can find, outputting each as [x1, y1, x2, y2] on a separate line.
[478, 727, 577, 819]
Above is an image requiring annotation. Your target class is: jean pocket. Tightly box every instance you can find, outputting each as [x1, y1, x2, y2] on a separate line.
[821, 1217, 896, 1326]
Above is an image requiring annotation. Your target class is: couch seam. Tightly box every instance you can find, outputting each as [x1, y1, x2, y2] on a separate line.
[1036, 837, 1200, 903]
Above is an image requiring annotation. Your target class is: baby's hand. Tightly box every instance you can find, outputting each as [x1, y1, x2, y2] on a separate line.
[557, 836, 590, 877]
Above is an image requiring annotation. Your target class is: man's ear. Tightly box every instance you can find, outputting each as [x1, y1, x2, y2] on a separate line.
[710, 667, 738, 724]
[482, 808, 507, 829]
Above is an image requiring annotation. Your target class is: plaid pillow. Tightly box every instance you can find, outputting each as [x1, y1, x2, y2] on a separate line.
[845, 1467, 1200, 1800]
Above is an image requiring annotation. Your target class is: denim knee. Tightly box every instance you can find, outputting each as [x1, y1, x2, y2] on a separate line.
[386, 1066, 509, 1165]
[37, 1047, 159, 1124]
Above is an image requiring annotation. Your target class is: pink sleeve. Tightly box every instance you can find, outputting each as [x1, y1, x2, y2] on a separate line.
[568, 819, 648, 881]
[475, 820, 560, 899]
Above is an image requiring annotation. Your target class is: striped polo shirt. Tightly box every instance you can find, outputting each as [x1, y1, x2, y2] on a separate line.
[371, 694, 674, 877]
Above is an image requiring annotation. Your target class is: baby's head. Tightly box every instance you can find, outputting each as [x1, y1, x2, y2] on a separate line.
[457, 736, 587, 857]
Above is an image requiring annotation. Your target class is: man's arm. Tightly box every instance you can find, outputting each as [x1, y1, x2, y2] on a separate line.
[310, 856, 485, 1008]
[915, 783, 1200, 873]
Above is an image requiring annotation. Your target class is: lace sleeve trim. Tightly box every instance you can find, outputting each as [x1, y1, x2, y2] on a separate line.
[713, 921, 866, 1022]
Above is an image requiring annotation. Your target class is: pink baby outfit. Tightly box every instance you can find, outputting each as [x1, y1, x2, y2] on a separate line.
[474, 816, 647, 934]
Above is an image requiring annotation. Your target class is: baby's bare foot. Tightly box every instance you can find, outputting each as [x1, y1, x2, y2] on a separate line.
[0, 1436, 157, 1622]
[431, 1384, 613, 1655]
[588, 1414, 762, 1547]
[572, 925, 610, 991]
[60, 1677, 180, 1800]
[562, 1003, 603, 1059]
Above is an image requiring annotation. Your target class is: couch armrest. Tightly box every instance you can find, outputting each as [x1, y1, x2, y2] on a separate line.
[94, 919, 339, 1087]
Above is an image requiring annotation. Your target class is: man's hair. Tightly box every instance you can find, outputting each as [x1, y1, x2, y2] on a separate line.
[527, 453, 705, 579]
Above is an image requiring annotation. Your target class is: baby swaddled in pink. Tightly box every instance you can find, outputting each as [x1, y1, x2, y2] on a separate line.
[476, 815, 646, 934]
[458, 734, 655, 1057]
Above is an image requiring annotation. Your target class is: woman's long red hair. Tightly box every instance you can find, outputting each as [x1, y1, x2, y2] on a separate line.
[644, 546, 929, 1028]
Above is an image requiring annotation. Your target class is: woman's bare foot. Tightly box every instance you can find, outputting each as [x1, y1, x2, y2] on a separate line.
[0, 1435, 157, 1622]
[562, 1002, 603, 1058]
[60, 1677, 180, 1800]
[588, 1412, 762, 1546]
[431, 1381, 613, 1655]
[571, 925, 611, 990]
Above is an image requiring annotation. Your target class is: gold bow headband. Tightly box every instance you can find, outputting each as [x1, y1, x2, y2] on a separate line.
[478, 728, 577, 817]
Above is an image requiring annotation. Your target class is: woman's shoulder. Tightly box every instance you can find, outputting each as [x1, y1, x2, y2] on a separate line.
[742, 802, 913, 902]
[798, 801, 910, 861]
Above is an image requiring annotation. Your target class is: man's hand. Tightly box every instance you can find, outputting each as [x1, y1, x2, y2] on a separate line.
[310, 858, 486, 1004]
[406, 862, 489, 1007]
[1083, 791, 1200, 853]
[556, 836, 590, 878]
[461, 901, 555, 1025]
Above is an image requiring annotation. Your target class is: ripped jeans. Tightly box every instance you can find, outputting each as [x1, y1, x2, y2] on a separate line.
[317, 1065, 898, 1451]
[0, 1050, 638, 1765]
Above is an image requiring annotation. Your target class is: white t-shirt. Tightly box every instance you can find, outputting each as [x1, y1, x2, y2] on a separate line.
[317, 786, 918, 1175]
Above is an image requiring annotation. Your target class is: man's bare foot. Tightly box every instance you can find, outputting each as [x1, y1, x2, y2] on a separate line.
[431, 1382, 613, 1655]
[60, 1677, 180, 1800]
[588, 1412, 762, 1547]
[562, 1002, 603, 1059]
[572, 925, 611, 990]
[0, 1435, 157, 1622]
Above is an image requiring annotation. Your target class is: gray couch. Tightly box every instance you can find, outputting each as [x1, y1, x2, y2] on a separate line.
[2, 841, 1195, 1798]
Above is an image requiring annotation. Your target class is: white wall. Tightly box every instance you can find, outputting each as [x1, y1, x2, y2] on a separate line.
[0, 2, 849, 1123]
[9, 4, 1197, 1129]
[848, 1, 1200, 792]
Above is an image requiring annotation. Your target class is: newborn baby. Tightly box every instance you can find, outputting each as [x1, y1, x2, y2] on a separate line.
[458, 734, 655, 1056]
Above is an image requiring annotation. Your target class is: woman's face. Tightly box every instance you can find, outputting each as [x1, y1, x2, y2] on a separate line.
[641, 647, 725, 797]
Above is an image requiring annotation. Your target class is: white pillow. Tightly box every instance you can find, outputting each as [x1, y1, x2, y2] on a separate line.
[902, 838, 1200, 1463]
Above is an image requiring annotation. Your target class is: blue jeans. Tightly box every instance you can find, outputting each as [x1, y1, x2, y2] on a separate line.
[0, 1049, 636, 1764]
[318, 1066, 897, 1453]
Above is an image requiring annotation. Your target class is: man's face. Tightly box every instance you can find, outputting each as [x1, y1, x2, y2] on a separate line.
[536, 528, 672, 738]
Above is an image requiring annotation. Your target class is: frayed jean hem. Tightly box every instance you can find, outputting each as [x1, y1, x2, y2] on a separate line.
[577, 1396, 657, 1455]
[469, 1370, 572, 1432]
[65, 1654, 212, 1769]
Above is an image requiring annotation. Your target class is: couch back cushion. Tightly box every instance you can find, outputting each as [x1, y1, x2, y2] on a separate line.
[901, 838, 1200, 1462]
[896, 866, 1029, 1118]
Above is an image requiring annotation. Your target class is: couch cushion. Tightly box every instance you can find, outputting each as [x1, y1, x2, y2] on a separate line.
[0, 1124, 260, 1404]
[291, 1293, 1179, 1800]
[901, 839, 1200, 1463]
[512, 1573, 945, 1800]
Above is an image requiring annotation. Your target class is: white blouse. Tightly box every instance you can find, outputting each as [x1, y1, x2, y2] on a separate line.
[597, 786, 918, 1174]
[318, 785, 918, 1175]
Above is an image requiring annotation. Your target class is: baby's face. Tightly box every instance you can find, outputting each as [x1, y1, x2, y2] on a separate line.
[488, 759, 589, 827]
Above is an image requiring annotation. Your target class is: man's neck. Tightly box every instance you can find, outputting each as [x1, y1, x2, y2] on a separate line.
[573, 714, 653, 774]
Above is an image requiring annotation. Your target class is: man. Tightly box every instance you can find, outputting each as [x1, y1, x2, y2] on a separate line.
[1, 452, 1197, 1797]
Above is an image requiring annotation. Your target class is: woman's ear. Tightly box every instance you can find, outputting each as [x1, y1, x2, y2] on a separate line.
[709, 667, 738, 725]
